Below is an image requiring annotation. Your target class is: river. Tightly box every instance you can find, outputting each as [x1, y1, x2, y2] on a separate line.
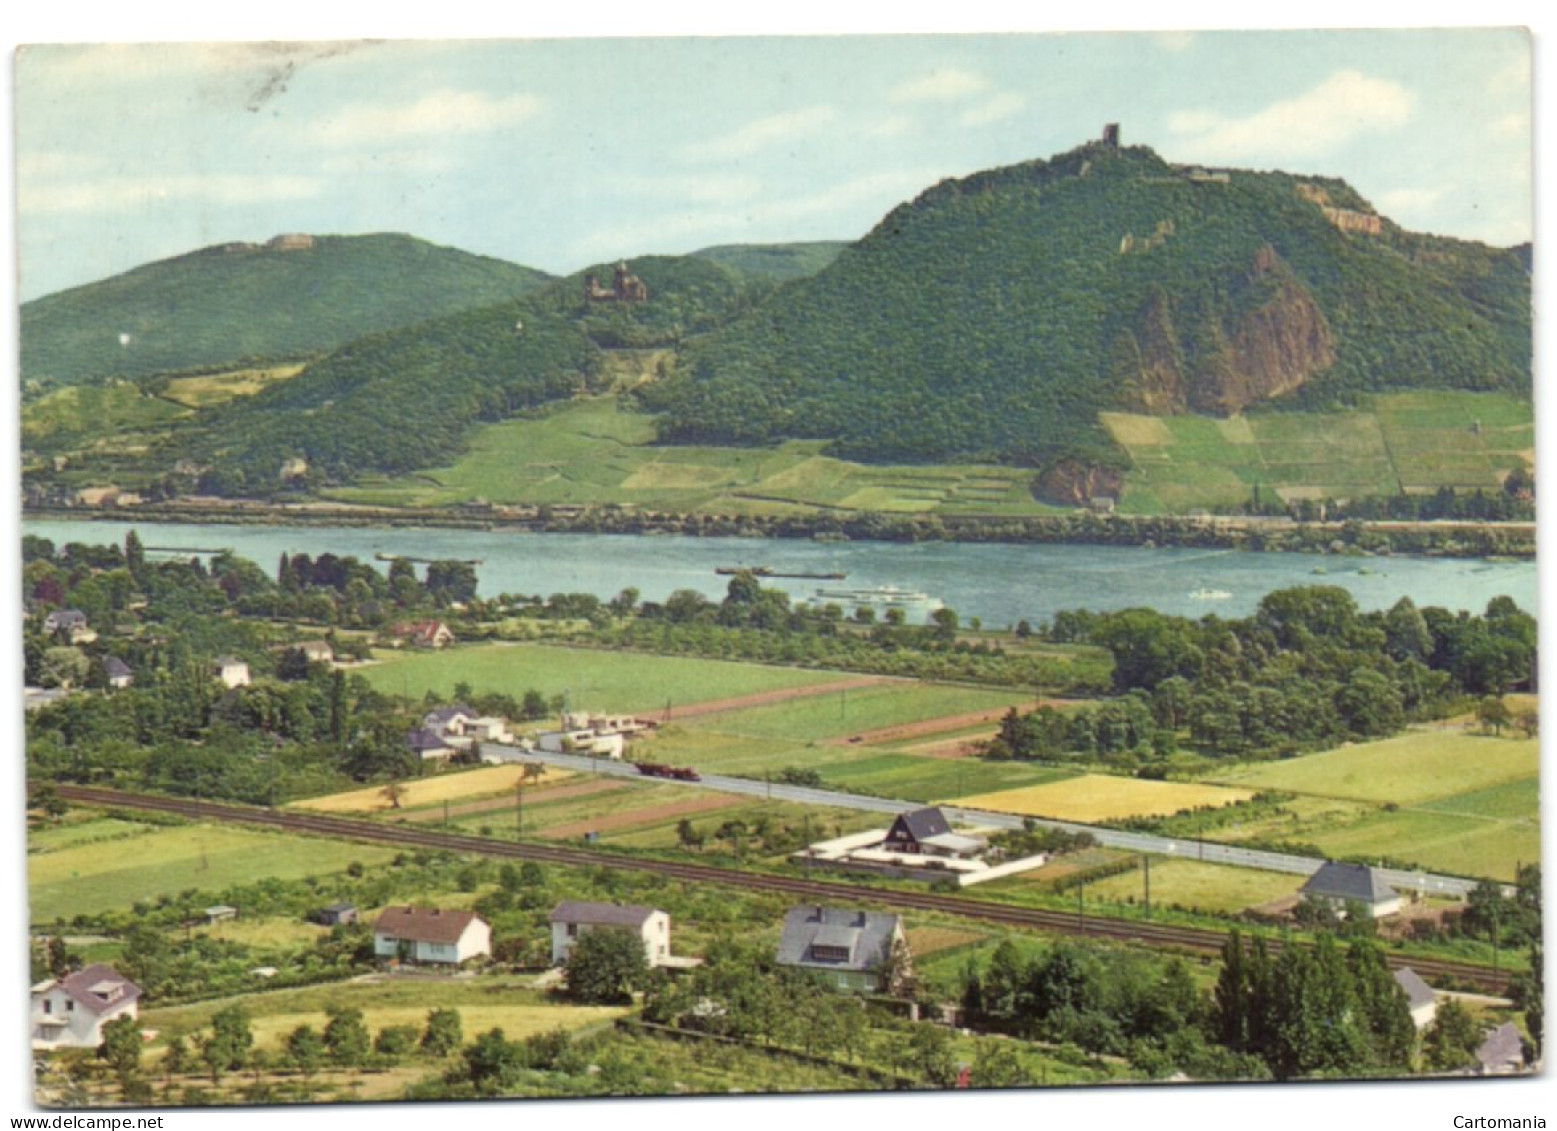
[23, 518, 1537, 628]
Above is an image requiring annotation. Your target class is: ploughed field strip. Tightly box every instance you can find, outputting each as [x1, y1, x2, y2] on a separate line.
[397, 777, 629, 823]
[51, 785, 1511, 993]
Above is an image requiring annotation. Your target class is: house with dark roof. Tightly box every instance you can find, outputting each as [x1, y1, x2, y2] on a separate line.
[882, 807, 986, 859]
[1474, 1021, 1527, 1075]
[422, 703, 475, 735]
[104, 657, 133, 690]
[1298, 861, 1401, 919]
[31, 964, 141, 1049]
[549, 901, 671, 967]
[776, 905, 909, 993]
[44, 609, 90, 641]
[1392, 967, 1437, 1029]
[373, 906, 490, 965]
[316, 902, 358, 927]
[405, 728, 457, 761]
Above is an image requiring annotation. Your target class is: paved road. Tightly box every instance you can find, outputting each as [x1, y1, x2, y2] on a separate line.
[486, 745, 1487, 898]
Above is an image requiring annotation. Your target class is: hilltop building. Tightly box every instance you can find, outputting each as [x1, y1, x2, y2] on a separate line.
[584, 261, 648, 304]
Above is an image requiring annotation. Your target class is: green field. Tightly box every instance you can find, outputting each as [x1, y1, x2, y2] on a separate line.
[679, 683, 1028, 744]
[1080, 859, 1301, 915]
[22, 381, 188, 451]
[1208, 730, 1537, 806]
[1308, 809, 1538, 882]
[362, 642, 845, 713]
[28, 822, 396, 922]
[325, 397, 1045, 515]
[1104, 391, 1533, 514]
[818, 754, 1076, 804]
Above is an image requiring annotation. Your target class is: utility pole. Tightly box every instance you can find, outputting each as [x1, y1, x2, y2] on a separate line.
[443, 798, 450, 831]
[515, 779, 523, 838]
[1143, 855, 1151, 919]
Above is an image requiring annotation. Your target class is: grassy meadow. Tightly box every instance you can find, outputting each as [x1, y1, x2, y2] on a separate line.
[28, 820, 396, 922]
[954, 774, 1256, 822]
[361, 641, 844, 714]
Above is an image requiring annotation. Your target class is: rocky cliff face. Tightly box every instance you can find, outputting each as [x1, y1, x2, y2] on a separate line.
[1116, 244, 1334, 417]
[1031, 459, 1124, 507]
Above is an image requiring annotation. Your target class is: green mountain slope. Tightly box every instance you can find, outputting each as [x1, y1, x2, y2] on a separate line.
[190, 256, 758, 491]
[690, 241, 848, 282]
[646, 141, 1530, 479]
[21, 233, 553, 390]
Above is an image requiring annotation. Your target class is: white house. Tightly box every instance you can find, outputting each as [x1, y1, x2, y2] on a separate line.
[549, 901, 670, 967]
[463, 716, 511, 743]
[373, 906, 491, 965]
[1392, 967, 1438, 1030]
[44, 609, 93, 643]
[31, 964, 141, 1049]
[214, 656, 251, 689]
[104, 657, 133, 690]
[538, 729, 626, 759]
[1297, 861, 1402, 919]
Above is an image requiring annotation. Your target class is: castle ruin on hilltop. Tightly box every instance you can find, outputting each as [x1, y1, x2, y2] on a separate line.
[584, 261, 648, 304]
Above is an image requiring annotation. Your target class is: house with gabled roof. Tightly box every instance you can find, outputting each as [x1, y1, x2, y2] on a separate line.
[31, 964, 141, 1049]
[390, 620, 454, 649]
[1392, 967, 1437, 1029]
[405, 729, 457, 761]
[44, 609, 94, 643]
[104, 657, 133, 690]
[776, 905, 908, 993]
[1474, 1021, 1527, 1075]
[1298, 861, 1401, 919]
[882, 807, 986, 859]
[549, 901, 671, 967]
[372, 906, 490, 965]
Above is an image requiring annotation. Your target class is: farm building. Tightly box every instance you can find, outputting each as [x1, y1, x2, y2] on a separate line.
[1392, 967, 1437, 1030]
[316, 902, 358, 927]
[1297, 861, 1401, 919]
[104, 657, 133, 689]
[373, 906, 491, 965]
[294, 639, 334, 664]
[882, 808, 986, 859]
[205, 905, 238, 924]
[31, 964, 141, 1050]
[549, 901, 671, 967]
[1474, 1022, 1527, 1075]
[214, 656, 251, 689]
[775, 905, 909, 993]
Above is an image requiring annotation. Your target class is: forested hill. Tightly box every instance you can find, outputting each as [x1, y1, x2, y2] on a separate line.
[690, 241, 849, 282]
[646, 140, 1530, 472]
[190, 256, 757, 492]
[20, 233, 553, 391]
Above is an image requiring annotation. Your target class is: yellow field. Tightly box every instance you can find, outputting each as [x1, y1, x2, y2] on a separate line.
[290, 764, 571, 814]
[952, 773, 1256, 822]
[162, 363, 307, 408]
[1100, 412, 1174, 446]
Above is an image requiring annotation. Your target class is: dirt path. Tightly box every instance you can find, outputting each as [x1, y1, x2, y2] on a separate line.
[536, 793, 745, 839]
[397, 778, 627, 823]
[663, 676, 890, 722]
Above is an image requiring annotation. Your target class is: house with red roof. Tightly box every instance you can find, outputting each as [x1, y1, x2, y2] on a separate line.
[30, 964, 141, 1049]
[372, 906, 490, 965]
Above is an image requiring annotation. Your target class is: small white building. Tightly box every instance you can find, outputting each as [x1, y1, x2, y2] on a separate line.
[463, 716, 511, 743]
[295, 640, 334, 664]
[405, 729, 457, 761]
[1297, 861, 1402, 919]
[549, 901, 670, 967]
[1392, 967, 1438, 1030]
[104, 657, 133, 690]
[538, 729, 626, 759]
[214, 656, 251, 689]
[373, 907, 491, 966]
[31, 964, 141, 1049]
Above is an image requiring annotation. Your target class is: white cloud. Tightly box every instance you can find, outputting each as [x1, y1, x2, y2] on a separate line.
[303, 90, 543, 146]
[20, 173, 323, 216]
[960, 93, 1027, 127]
[890, 67, 988, 104]
[680, 105, 837, 161]
[1167, 70, 1416, 163]
[615, 174, 764, 205]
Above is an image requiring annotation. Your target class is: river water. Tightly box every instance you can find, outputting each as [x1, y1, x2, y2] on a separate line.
[23, 518, 1537, 628]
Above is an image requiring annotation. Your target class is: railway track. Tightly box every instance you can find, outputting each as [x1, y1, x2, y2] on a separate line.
[53, 785, 1514, 993]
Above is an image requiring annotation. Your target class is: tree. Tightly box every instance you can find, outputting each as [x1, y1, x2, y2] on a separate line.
[1424, 999, 1482, 1072]
[381, 778, 408, 810]
[463, 1027, 521, 1093]
[161, 1031, 190, 1083]
[285, 1024, 324, 1079]
[564, 927, 649, 1004]
[422, 1008, 463, 1057]
[31, 782, 68, 822]
[424, 560, 478, 606]
[323, 1005, 371, 1067]
[908, 1023, 958, 1087]
[46, 935, 77, 978]
[205, 1005, 254, 1077]
[1477, 695, 1512, 736]
[876, 935, 914, 996]
[676, 817, 704, 852]
[99, 1013, 144, 1097]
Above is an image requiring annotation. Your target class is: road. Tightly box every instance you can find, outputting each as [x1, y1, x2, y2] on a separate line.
[496, 745, 1489, 898]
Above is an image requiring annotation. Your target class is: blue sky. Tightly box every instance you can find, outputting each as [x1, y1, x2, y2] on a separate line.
[13, 28, 1531, 301]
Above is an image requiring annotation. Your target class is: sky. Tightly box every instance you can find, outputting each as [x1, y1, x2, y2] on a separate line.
[12, 27, 1533, 301]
